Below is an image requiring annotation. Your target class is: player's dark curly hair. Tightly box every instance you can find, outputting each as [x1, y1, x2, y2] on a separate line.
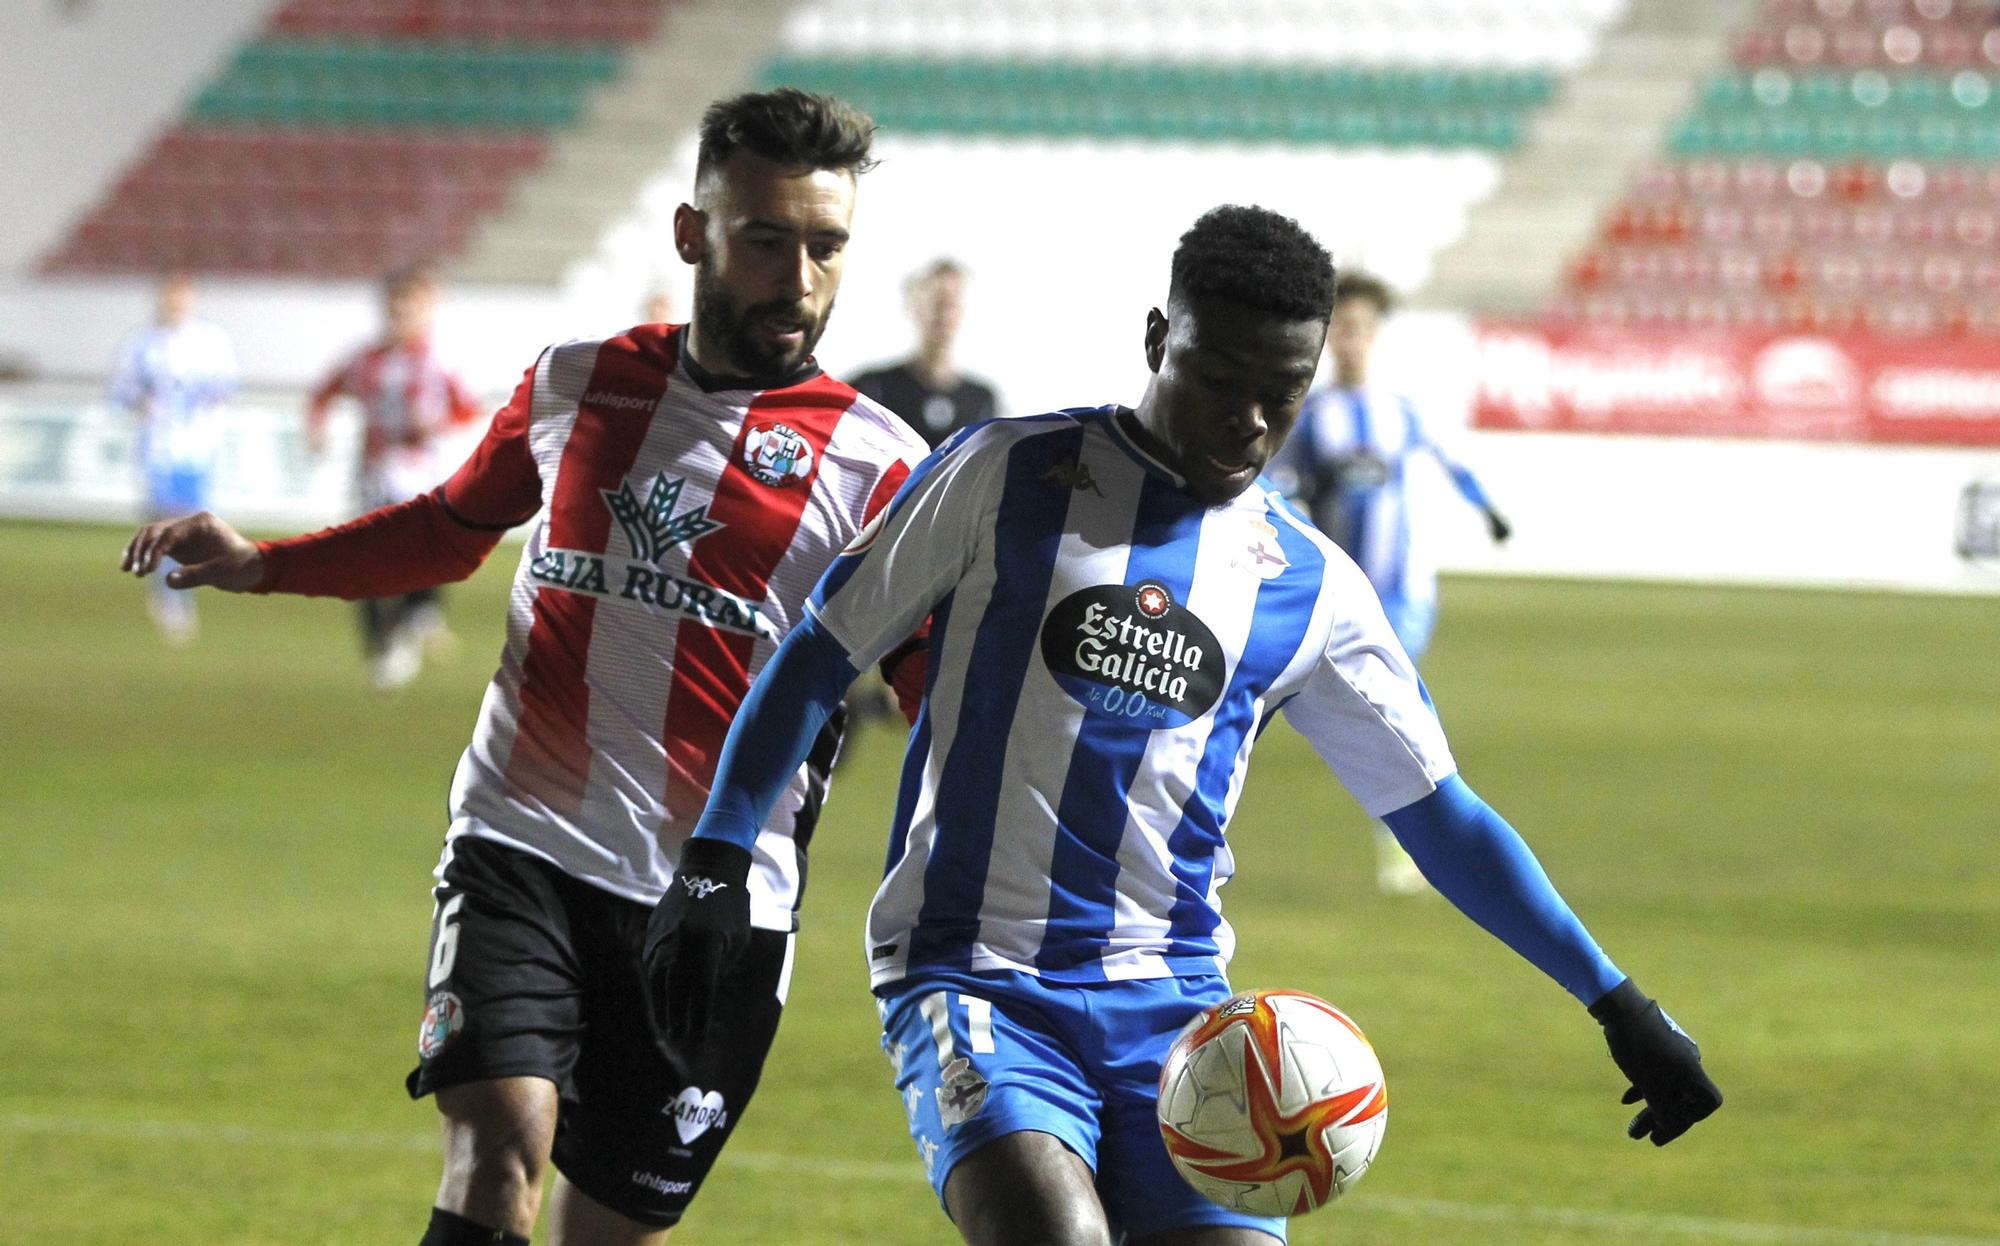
[695, 88, 878, 184]
[1334, 270, 1397, 315]
[1168, 205, 1337, 324]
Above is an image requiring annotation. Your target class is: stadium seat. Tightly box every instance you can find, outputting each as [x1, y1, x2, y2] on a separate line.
[41, 0, 632, 278]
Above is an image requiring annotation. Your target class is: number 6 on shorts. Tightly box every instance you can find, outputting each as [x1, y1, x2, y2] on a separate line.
[428, 893, 465, 988]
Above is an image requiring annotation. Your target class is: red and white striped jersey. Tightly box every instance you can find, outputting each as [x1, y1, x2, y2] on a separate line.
[308, 336, 484, 506]
[430, 324, 928, 929]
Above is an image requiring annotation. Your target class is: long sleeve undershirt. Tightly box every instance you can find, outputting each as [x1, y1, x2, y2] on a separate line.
[1383, 776, 1623, 1004]
[691, 610, 1624, 1006]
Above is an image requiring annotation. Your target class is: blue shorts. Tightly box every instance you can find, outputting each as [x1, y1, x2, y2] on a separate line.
[878, 969, 1286, 1244]
[146, 463, 215, 516]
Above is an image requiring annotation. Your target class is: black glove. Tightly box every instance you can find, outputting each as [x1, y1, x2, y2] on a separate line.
[1588, 978, 1723, 1146]
[642, 838, 753, 1056]
[1485, 508, 1513, 543]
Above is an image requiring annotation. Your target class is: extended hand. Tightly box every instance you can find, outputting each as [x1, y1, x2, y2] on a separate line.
[1486, 508, 1513, 544]
[120, 512, 265, 591]
[641, 838, 754, 1055]
[1589, 979, 1723, 1146]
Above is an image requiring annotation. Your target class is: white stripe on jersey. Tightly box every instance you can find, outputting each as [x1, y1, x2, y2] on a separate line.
[814, 406, 1456, 988]
[442, 327, 928, 928]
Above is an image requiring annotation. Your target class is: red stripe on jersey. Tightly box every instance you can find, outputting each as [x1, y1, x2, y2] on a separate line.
[864, 458, 912, 522]
[442, 356, 542, 525]
[659, 372, 860, 820]
[504, 327, 677, 817]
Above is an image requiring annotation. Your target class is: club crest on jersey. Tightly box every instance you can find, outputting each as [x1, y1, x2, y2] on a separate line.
[1039, 580, 1226, 729]
[1233, 518, 1291, 579]
[603, 472, 725, 564]
[742, 421, 814, 488]
[418, 991, 464, 1060]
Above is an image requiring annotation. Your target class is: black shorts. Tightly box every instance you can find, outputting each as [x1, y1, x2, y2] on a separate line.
[407, 835, 790, 1228]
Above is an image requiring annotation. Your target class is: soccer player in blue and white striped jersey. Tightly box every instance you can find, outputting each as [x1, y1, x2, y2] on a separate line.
[1269, 271, 1513, 895]
[109, 271, 237, 644]
[646, 207, 1722, 1245]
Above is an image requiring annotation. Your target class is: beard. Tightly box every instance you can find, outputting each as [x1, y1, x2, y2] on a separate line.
[692, 258, 832, 384]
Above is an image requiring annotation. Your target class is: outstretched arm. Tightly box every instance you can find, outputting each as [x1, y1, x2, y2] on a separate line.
[120, 354, 546, 597]
[1409, 405, 1509, 541]
[1384, 778, 1722, 1145]
[1382, 776, 1621, 1000]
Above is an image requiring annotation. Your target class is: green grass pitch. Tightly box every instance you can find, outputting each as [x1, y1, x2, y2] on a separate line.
[3, 519, 1996, 1244]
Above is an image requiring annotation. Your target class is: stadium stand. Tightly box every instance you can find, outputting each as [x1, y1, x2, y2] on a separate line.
[1556, 0, 2000, 336]
[562, 0, 1627, 323]
[39, 0, 673, 279]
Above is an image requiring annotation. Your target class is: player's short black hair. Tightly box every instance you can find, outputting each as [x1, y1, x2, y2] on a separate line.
[695, 88, 878, 185]
[1334, 271, 1397, 315]
[1168, 205, 1337, 325]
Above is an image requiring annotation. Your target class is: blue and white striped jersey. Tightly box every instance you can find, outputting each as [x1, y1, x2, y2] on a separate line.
[807, 406, 1457, 988]
[1272, 384, 1494, 613]
[109, 320, 238, 475]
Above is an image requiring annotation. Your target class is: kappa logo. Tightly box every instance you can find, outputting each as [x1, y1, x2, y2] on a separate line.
[679, 874, 728, 900]
[742, 421, 815, 487]
[1040, 458, 1105, 495]
[603, 472, 725, 565]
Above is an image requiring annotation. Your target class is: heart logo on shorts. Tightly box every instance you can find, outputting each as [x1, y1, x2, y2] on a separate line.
[666, 1087, 729, 1144]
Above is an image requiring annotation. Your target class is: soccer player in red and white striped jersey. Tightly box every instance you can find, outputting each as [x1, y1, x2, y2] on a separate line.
[121, 90, 928, 1246]
[307, 265, 486, 688]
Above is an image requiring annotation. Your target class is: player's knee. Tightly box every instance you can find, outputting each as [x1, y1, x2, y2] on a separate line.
[952, 1182, 1110, 1246]
[437, 1094, 554, 1222]
[965, 1203, 1109, 1246]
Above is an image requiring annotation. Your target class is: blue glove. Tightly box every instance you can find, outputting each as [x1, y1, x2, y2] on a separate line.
[1588, 978, 1723, 1146]
[642, 838, 753, 1054]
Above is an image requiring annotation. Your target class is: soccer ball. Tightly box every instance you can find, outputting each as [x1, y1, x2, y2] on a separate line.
[1156, 989, 1387, 1217]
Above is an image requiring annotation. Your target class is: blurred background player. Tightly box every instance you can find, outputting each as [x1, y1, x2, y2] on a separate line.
[306, 264, 483, 689]
[851, 257, 1002, 449]
[640, 285, 683, 325]
[109, 270, 237, 644]
[1272, 271, 1512, 895]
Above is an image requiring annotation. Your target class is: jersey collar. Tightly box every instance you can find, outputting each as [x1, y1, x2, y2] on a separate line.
[1103, 406, 1188, 489]
[678, 332, 822, 394]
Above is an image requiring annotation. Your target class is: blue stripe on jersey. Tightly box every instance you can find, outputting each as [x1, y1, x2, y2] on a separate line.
[1340, 389, 1373, 562]
[906, 426, 1087, 971]
[883, 588, 952, 874]
[809, 426, 969, 613]
[1034, 466, 1200, 977]
[1161, 498, 1330, 959]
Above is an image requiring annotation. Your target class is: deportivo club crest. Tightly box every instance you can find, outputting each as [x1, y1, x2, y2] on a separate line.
[602, 472, 725, 564]
[742, 421, 814, 488]
[1235, 517, 1291, 579]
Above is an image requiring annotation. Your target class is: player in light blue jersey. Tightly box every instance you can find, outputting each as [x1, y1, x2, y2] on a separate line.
[109, 271, 238, 643]
[1270, 271, 1512, 895]
[645, 208, 1722, 1245]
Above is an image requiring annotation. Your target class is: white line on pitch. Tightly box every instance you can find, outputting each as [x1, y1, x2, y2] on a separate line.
[3, 1113, 1994, 1246]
